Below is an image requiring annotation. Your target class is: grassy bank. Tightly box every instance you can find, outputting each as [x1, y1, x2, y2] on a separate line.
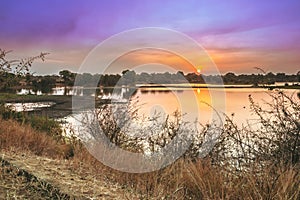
[0, 93, 113, 118]
[0, 118, 299, 199]
[0, 93, 72, 103]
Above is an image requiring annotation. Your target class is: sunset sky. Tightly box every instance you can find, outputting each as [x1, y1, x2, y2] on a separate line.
[1, 0, 300, 75]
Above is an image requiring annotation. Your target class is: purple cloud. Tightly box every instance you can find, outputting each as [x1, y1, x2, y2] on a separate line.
[0, 0, 299, 74]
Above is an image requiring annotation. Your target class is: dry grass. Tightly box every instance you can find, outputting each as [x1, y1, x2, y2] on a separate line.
[0, 117, 299, 199]
[0, 118, 73, 159]
[183, 160, 300, 199]
[67, 145, 300, 199]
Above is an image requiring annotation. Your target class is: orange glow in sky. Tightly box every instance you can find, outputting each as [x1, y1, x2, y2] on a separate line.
[105, 49, 198, 74]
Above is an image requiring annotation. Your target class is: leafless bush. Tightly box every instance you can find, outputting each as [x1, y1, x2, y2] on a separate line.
[80, 100, 200, 159]
[208, 90, 300, 174]
[0, 48, 48, 75]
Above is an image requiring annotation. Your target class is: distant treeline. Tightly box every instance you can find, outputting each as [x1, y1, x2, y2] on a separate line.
[59, 70, 300, 86]
[1, 69, 300, 92]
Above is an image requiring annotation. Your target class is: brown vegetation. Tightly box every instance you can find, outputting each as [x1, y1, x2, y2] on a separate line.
[0, 119, 72, 159]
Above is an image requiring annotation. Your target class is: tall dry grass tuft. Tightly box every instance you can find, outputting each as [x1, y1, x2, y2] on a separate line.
[183, 159, 229, 199]
[182, 160, 300, 199]
[0, 118, 72, 159]
[244, 163, 300, 199]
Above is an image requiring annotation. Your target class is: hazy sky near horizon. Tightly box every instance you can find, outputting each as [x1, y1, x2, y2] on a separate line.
[1, 0, 300, 75]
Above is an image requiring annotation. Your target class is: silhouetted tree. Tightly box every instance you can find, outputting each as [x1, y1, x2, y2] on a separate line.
[0, 48, 47, 91]
[120, 70, 136, 85]
[59, 70, 75, 95]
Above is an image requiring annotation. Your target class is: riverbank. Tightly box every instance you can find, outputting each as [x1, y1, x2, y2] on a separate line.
[0, 117, 299, 199]
[0, 93, 113, 118]
[0, 118, 139, 199]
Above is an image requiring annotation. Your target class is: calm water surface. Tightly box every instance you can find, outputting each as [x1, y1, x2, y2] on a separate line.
[58, 85, 299, 136]
[130, 87, 298, 125]
[12, 85, 299, 128]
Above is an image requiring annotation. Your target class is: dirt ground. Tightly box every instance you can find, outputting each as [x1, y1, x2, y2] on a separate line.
[0, 151, 138, 199]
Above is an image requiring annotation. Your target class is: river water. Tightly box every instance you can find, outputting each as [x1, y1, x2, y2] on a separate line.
[60, 85, 299, 137]
[9, 85, 299, 135]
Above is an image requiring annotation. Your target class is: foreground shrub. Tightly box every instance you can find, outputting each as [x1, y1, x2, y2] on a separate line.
[209, 90, 300, 173]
